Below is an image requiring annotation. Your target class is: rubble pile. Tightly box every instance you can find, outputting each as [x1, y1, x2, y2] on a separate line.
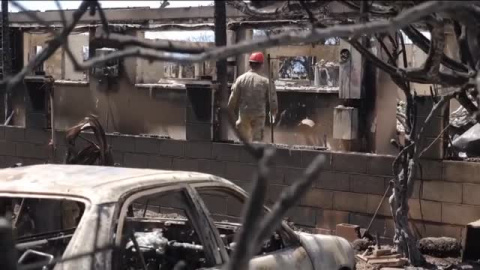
[396, 99, 480, 159]
[418, 237, 461, 258]
[356, 245, 407, 268]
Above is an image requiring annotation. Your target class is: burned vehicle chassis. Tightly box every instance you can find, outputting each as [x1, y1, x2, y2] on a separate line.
[0, 165, 355, 270]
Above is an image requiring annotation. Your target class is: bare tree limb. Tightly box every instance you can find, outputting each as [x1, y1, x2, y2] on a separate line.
[405, 17, 445, 82]
[10, 1, 58, 35]
[418, 123, 451, 159]
[229, 19, 318, 30]
[376, 34, 398, 66]
[413, 95, 453, 175]
[453, 20, 476, 69]
[6, 1, 480, 269]
[54, 1, 473, 82]
[226, 148, 275, 270]
[350, 36, 470, 86]
[227, 0, 289, 19]
[299, 0, 317, 26]
[53, 0, 67, 28]
[402, 25, 469, 73]
[456, 90, 480, 123]
[3, 1, 92, 91]
[449, 7, 480, 67]
[255, 154, 326, 247]
[93, 1, 110, 35]
[226, 0, 330, 19]
[338, 0, 399, 15]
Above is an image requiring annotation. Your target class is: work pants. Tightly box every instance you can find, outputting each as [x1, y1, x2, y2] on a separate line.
[236, 113, 266, 142]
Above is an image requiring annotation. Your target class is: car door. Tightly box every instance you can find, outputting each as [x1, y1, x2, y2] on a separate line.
[190, 182, 314, 270]
[113, 184, 225, 270]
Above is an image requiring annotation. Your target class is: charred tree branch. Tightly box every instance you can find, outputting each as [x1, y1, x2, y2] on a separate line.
[3, 1, 92, 91]
[456, 90, 480, 123]
[52, 1, 473, 79]
[453, 21, 476, 69]
[227, 148, 274, 270]
[405, 18, 445, 82]
[226, 0, 329, 19]
[402, 25, 469, 73]
[256, 154, 326, 247]
[92, 32, 211, 53]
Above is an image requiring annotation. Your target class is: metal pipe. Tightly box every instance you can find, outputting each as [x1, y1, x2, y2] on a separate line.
[18, 249, 54, 267]
[50, 84, 56, 162]
[267, 54, 274, 143]
[3, 111, 14, 125]
[16, 234, 74, 251]
[365, 181, 392, 235]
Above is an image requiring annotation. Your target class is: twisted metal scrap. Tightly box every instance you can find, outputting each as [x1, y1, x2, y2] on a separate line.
[64, 115, 114, 166]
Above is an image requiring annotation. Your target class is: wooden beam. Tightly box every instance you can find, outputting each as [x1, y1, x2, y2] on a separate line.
[9, 6, 245, 25]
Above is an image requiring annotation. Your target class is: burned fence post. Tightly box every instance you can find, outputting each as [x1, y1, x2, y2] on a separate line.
[0, 217, 17, 270]
[2, 0, 12, 123]
[213, 0, 229, 142]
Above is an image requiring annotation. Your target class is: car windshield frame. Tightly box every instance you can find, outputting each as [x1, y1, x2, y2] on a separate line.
[190, 182, 302, 246]
[0, 192, 91, 268]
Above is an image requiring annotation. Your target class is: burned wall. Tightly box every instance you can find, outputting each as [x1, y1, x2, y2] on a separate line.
[87, 44, 187, 137]
[20, 30, 187, 138]
[53, 83, 95, 129]
[23, 32, 63, 79]
[136, 58, 165, 83]
[0, 125, 478, 242]
[54, 82, 339, 146]
[22, 31, 88, 81]
[135, 31, 165, 84]
[64, 33, 89, 81]
[17, 29, 346, 147]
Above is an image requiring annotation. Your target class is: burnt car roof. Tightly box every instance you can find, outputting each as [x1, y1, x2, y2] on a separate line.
[0, 164, 233, 204]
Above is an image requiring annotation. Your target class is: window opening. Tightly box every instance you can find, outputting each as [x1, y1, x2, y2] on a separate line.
[119, 189, 214, 270]
[195, 187, 297, 257]
[0, 196, 85, 269]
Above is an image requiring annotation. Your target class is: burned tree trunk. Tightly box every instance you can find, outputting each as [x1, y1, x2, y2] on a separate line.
[390, 18, 449, 266]
[388, 30, 425, 265]
[390, 146, 426, 265]
[389, 97, 450, 266]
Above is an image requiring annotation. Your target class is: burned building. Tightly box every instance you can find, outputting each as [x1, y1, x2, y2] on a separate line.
[1, 2, 480, 261]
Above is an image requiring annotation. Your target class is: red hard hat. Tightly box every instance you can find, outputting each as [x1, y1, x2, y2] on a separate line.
[249, 52, 264, 63]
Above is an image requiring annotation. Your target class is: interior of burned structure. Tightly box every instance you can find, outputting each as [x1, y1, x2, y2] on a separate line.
[5, 3, 457, 156]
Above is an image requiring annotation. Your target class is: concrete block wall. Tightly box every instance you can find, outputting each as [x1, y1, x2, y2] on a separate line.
[1, 125, 480, 241]
[414, 96, 449, 159]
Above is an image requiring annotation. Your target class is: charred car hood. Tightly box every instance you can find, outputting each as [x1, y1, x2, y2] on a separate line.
[297, 232, 355, 270]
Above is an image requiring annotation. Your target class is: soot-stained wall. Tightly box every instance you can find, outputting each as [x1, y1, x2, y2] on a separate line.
[0, 125, 477, 242]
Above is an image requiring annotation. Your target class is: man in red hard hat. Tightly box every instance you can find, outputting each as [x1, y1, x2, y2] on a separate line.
[227, 52, 278, 142]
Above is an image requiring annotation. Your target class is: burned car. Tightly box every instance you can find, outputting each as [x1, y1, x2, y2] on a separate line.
[0, 164, 355, 270]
